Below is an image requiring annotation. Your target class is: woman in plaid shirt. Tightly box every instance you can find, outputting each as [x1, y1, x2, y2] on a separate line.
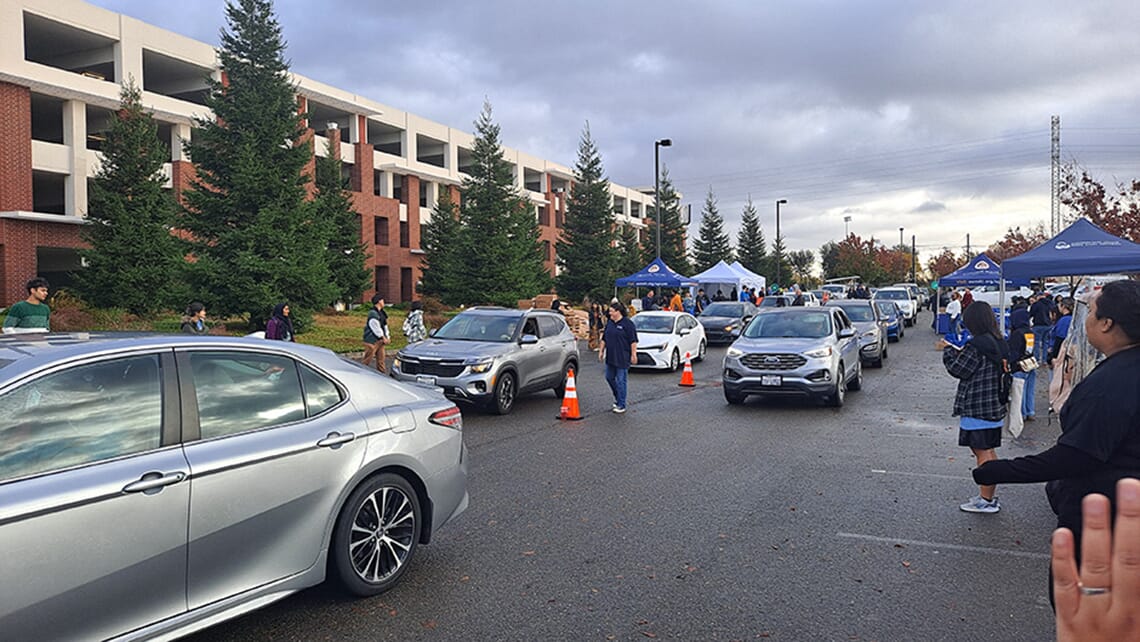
[938, 301, 1010, 513]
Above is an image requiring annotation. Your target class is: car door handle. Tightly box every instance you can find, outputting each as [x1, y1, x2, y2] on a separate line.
[123, 471, 186, 494]
[317, 432, 356, 448]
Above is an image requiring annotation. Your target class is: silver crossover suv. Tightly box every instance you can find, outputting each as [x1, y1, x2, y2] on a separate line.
[722, 307, 863, 406]
[392, 307, 580, 414]
[0, 333, 468, 641]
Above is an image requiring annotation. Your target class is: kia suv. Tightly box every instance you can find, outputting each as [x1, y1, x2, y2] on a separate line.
[392, 307, 579, 415]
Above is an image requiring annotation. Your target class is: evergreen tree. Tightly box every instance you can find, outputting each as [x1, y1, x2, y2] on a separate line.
[769, 235, 793, 289]
[455, 101, 550, 305]
[617, 224, 644, 278]
[312, 151, 369, 305]
[690, 186, 733, 272]
[180, 0, 335, 325]
[76, 79, 184, 315]
[735, 197, 768, 276]
[646, 166, 691, 274]
[419, 191, 464, 305]
[556, 122, 617, 303]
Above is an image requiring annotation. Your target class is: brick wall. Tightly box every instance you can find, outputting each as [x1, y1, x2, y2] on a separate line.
[0, 82, 32, 212]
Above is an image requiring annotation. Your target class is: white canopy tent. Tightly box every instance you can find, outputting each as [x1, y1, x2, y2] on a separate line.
[688, 260, 767, 299]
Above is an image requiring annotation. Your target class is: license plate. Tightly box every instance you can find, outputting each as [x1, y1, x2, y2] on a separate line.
[416, 375, 437, 386]
[761, 375, 782, 386]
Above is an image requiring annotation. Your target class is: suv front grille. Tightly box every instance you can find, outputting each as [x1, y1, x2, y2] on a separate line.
[740, 353, 807, 371]
[400, 358, 466, 378]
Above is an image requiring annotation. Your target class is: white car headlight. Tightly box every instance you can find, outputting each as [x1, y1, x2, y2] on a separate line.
[726, 346, 744, 358]
[862, 330, 878, 338]
[804, 347, 833, 358]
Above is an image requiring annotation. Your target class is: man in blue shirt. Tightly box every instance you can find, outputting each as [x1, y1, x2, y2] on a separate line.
[598, 302, 639, 413]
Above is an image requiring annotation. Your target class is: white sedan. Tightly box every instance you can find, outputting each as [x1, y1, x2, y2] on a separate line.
[629, 311, 707, 371]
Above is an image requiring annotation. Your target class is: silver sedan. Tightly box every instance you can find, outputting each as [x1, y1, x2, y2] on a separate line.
[0, 333, 468, 641]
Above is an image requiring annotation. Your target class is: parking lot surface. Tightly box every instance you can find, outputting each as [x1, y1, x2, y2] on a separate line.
[192, 312, 1061, 641]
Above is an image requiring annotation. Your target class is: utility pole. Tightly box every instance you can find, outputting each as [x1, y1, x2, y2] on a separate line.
[1051, 115, 1061, 236]
[911, 235, 917, 283]
[966, 234, 971, 256]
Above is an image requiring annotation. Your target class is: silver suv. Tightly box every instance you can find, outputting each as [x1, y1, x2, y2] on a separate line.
[392, 307, 580, 414]
[722, 307, 863, 406]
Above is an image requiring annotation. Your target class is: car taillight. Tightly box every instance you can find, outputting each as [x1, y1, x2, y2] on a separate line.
[429, 405, 463, 431]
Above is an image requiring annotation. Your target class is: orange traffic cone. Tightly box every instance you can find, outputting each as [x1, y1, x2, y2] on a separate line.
[679, 352, 695, 387]
[558, 368, 583, 420]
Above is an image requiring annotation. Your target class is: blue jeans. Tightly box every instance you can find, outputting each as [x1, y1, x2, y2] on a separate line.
[1032, 326, 1051, 362]
[1014, 369, 1036, 418]
[605, 364, 629, 409]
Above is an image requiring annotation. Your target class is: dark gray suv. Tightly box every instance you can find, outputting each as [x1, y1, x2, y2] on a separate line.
[392, 307, 580, 414]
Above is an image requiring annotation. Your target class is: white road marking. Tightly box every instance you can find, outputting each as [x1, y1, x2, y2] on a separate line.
[870, 469, 968, 480]
[836, 532, 1049, 559]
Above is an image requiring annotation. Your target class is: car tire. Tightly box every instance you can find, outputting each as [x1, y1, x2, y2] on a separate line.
[724, 387, 746, 405]
[847, 361, 863, 391]
[670, 349, 680, 372]
[552, 360, 577, 398]
[827, 364, 846, 407]
[882, 343, 889, 359]
[490, 370, 516, 415]
[694, 340, 707, 363]
[331, 473, 421, 597]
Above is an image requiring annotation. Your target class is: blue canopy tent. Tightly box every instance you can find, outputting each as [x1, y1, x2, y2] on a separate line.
[614, 258, 696, 288]
[940, 253, 1028, 288]
[1001, 218, 1140, 279]
[999, 218, 1140, 329]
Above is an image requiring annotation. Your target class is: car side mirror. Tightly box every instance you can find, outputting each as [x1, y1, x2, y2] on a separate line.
[428, 328, 437, 337]
[743, 315, 753, 323]
[678, 328, 691, 336]
[838, 328, 856, 339]
[520, 334, 539, 345]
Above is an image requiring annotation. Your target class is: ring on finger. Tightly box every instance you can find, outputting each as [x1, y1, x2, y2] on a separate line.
[1078, 584, 1111, 596]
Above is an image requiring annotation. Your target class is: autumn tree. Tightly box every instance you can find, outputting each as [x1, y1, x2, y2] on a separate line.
[876, 246, 914, 284]
[927, 248, 968, 280]
[987, 224, 1049, 261]
[833, 234, 886, 285]
[1060, 162, 1140, 242]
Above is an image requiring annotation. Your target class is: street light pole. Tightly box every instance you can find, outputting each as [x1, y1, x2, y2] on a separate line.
[654, 138, 672, 260]
[911, 235, 917, 283]
[844, 215, 851, 238]
[775, 199, 787, 288]
[899, 227, 904, 248]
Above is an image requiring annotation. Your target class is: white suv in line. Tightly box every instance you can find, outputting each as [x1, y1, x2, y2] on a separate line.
[873, 287, 918, 326]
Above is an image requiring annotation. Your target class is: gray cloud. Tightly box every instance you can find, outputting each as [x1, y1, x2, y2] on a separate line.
[88, 0, 1140, 265]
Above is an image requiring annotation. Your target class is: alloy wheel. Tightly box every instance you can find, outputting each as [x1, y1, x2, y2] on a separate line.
[348, 485, 416, 585]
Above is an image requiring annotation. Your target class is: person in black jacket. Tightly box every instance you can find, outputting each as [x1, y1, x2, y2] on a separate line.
[938, 301, 1009, 513]
[974, 280, 1140, 606]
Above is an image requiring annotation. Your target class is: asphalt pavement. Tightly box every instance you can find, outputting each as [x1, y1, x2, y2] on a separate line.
[190, 310, 1062, 641]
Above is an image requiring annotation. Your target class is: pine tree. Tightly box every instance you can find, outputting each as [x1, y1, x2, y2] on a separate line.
[420, 191, 464, 305]
[180, 0, 335, 325]
[690, 186, 733, 272]
[646, 166, 691, 274]
[617, 224, 644, 278]
[735, 197, 768, 276]
[75, 79, 184, 315]
[312, 151, 369, 305]
[556, 123, 617, 303]
[456, 101, 550, 305]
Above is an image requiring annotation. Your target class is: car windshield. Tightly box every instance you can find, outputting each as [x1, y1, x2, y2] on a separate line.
[874, 290, 907, 300]
[874, 302, 897, 317]
[631, 315, 675, 334]
[701, 303, 743, 317]
[744, 312, 832, 339]
[840, 306, 875, 322]
[433, 313, 518, 342]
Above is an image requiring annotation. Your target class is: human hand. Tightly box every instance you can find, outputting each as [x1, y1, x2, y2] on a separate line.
[597, 349, 604, 362]
[935, 338, 949, 350]
[1052, 477, 1140, 642]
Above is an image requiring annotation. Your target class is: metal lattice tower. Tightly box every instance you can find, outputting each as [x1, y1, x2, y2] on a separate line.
[1051, 115, 1061, 235]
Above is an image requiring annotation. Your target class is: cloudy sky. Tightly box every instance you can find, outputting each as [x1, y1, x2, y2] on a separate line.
[90, 0, 1140, 266]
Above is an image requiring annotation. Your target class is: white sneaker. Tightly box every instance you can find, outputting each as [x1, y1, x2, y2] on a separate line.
[612, 406, 626, 414]
[959, 495, 1000, 513]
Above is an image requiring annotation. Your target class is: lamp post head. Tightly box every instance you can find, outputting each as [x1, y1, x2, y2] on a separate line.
[776, 199, 787, 206]
[656, 138, 672, 147]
